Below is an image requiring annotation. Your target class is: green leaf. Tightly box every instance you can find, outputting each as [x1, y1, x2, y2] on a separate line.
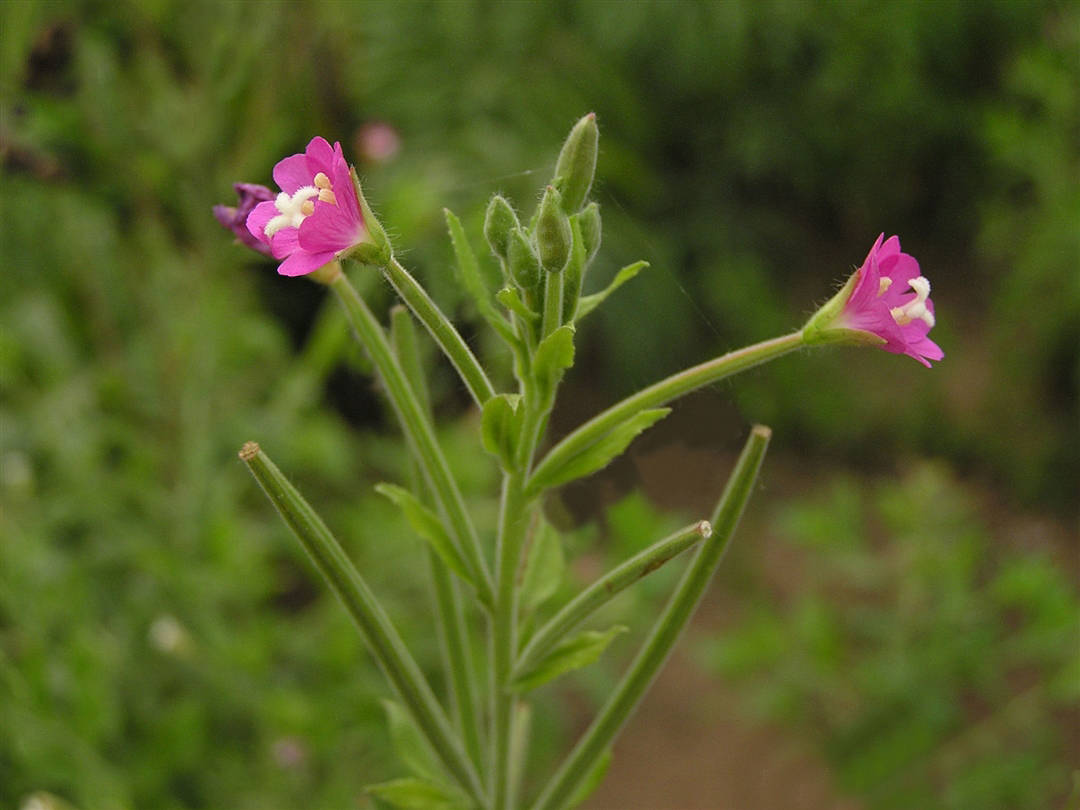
[481, 393, 523, 470]
[382, 700, 444, 782]
[533, 324, 575, 406]
[445, 208, 517, 343]
[526, 408, 670, 495]
[520, 518, 565, 613]
[376, 483, 476, 592]
[567, 750, 613, 809]
[512, 626, 627, 693]
[366, 778, 470, 810]
[576, 261, 648, 320]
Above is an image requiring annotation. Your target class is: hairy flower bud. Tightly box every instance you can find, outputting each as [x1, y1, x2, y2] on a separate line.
[535, 186, 572, 273]
[484, 194, 519, 261]
[553, 113, 599, 213]
[507, 226, 541, 290]
[578, 202, 601, 263]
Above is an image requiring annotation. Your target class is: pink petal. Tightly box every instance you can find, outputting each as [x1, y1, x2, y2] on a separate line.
[298, 203, 365, 253]
[273, 154, 311, 194]
[246, 200, 278, 246]
[269, 227, 300, 260]
[304, 137, 336, 176]
[277, 249, 337, 277]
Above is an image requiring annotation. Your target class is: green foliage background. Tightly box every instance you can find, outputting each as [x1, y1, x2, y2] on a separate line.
[2, 1, 1076, 809]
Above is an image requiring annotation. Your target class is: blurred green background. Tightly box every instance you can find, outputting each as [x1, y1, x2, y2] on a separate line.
[2, 1, 1077, 809]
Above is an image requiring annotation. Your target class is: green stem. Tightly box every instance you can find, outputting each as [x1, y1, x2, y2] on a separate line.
[491, 471, 531, 809]
[513, 520, 711, 680]
[528, 425, 772, 810]
[239, 443, 486, 806]
[528, 331, 801, 494]
[541, 270, 564, 339]
[381, 256, 497, 407]
[330, 269, 494, 606]
[391, 305, 485, 771]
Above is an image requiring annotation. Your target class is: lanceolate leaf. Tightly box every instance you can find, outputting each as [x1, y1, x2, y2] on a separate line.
[511, 626, 627, 693]
[382, 700, 444, 783]
[366, 778, 470, 810]
[526, 408, 671, 496]
[567, 750, 613, 809]
[376, 484, 477, 595]
[576, 261, 648, 320]
[519, 518, 565, 614]
[445, 208, 517, 343]
[481, 394, 523, 471]
[533, 324, 575, 407]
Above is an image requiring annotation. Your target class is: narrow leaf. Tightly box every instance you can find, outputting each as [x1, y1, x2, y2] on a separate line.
[511, 626, 627, 693]
[367, 778, 469, 810]
[526, 408, 670, 495]
[533, 324, 575, 406]
[567, 750, 612, 809]
[376, 483, 476, 593]
[481, 394, 523, 470]
[445, 208, 516, 342]
[576, 261, 648, 320]
[520, 518, 565, 613]
[383, 700, 444, 782]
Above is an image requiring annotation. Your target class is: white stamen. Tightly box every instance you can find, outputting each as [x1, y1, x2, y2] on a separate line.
[890, 276, 934, 328]
[264, 185, 318, 238]
[878, 277, 892, 296]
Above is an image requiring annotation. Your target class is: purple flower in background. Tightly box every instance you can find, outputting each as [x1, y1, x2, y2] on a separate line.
[213, 183, 275, 256]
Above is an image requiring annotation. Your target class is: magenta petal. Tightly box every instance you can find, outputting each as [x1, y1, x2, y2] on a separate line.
[246, 201, 278, 245]
[278, 249, 336, 277]
[298, 204, 364, 252]
[273, 154, 311, 194]
[269, 227, 301, 260]
[304, 137, 336, 176]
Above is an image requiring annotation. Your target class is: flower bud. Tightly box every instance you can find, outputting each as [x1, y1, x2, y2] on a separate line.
[484, 194, 519, 261]
[535, 185, 572, 273]
[507, 226, 541, 290]
[578, 202, 601, 263]
[553, 112, 599, 213]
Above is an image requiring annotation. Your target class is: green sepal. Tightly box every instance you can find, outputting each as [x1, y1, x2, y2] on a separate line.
[481, 394, 524, 471]
[366, 778, 470, 810]
[375, 483, 482, 601]
[507, 226, 541, 292]
[350, 166, 392, 264]
[532, 324, 575, 408]
[511, 626, 627, 693]
[801, 266, 885, 348]
[535, 185, 572, 273]
[383, 700, 445, 782]
[525, 407, 670, 496]
[484, 194, 519, 262]
[520, 518, 565, 614]
[576, 261, 648, 321]
[553, 113, 599, 213]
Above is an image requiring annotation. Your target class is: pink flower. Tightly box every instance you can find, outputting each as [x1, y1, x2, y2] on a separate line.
[214, 183, 275, 256]
[245, 137, 368, 277]
[805, 234, 943, 367]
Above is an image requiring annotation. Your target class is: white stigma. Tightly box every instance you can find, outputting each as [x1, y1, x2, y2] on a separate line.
[890, 275, 935, 328]
[264, 185, 318, 238]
